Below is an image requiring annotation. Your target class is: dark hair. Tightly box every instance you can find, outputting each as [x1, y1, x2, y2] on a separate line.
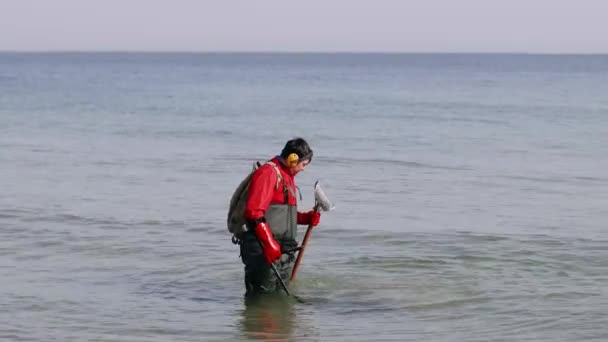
[280, 137, 313, 162]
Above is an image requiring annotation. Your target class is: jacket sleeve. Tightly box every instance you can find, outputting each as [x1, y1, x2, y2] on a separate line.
[244, 165, 278, 221]
[297, 211, 308, 225]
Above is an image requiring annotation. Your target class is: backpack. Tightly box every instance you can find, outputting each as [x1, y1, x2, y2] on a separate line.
[227, 160, 283, 237]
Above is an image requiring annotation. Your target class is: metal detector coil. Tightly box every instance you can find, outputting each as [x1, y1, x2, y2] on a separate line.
[290, 180, 334, 281]
[314, 181, 335, 212]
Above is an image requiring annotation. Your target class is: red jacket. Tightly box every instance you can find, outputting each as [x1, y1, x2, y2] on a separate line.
[244, 156, 308, 224]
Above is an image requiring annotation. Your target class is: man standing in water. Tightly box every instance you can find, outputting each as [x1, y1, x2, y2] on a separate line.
[240, 138, 321, 297]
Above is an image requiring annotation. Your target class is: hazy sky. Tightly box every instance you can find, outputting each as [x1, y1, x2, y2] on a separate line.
[1, 0, 607, 53]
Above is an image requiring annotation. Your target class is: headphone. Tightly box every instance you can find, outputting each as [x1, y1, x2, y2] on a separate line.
[286, 153, 299, 168]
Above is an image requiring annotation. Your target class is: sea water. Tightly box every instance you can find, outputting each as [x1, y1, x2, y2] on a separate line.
[1, 53, 607, 341]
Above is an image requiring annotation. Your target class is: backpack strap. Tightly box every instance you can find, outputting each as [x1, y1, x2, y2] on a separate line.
[266, 160, 297, 202]
[265, 161, 284, 190]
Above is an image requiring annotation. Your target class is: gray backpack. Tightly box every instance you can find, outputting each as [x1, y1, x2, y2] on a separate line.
[227, 160, 283, 237]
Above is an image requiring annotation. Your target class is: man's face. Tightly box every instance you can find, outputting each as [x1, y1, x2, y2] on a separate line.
[292, 159, 310, 175]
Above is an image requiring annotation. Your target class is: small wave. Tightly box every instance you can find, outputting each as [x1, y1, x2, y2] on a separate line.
[21, 213, 125, 227]
[336, 304, 401, 315]
[0, 74, 17, 81]
[18, 213, 204, 233]
[332, 156, 470, 171]
[186, 226, 217, 233]
[494, 316, 564, 334]
[496, 173, 608, 186]
[33, 240, 65, 248]
[213, 129, 234, 136]
[29, 147, 55, 153]
[543, 291, 600, 300]
[497, 174, 570, 184]
[93, 160, 129, 166]
[405, 295, 491, 310]
[573, 175, 608, 183]
[453, 231, 511, 242]
[347, 255, 449, 269]
[452, 254, 501, 263]
[0, 208, 38, 219]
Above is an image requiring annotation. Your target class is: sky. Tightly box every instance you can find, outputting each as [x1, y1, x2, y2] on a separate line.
[1, 0, 607, 53]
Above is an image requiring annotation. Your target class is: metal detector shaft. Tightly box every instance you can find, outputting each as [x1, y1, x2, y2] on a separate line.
[270, 262, 305, 303]
[256, 239, 298, 299]
[269, 263, 292, 296]
[290, 202, 320, 281]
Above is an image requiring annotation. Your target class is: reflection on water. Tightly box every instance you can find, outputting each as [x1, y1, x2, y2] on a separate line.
[239, 293, 297, 341]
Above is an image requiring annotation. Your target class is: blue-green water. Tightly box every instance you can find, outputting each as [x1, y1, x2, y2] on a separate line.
[1, 53, 608, 341]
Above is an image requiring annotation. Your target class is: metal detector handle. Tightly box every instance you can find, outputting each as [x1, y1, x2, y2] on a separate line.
[290, 201, 320, 281]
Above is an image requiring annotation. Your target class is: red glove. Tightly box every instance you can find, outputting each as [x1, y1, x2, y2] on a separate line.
[254, 221, 282, 264]
[299, 210, 321, 227]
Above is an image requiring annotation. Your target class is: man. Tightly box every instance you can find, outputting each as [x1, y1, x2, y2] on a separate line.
[240, 137, 321, 296]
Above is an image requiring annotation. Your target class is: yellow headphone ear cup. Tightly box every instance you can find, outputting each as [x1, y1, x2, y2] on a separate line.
[286, 153, 299, 167]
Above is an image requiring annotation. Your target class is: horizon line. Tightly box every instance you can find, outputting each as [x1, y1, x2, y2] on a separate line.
[1, 50, 608, 56]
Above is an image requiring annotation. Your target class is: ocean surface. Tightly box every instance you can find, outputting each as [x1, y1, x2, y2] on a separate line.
[1, 52, 608, 341]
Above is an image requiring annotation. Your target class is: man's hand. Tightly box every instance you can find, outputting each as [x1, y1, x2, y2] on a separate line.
[300, 210, 321, 227]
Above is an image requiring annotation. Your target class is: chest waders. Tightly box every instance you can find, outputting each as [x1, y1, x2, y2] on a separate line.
[241, 162, 299, 296]
[265, 192, 297, 243]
